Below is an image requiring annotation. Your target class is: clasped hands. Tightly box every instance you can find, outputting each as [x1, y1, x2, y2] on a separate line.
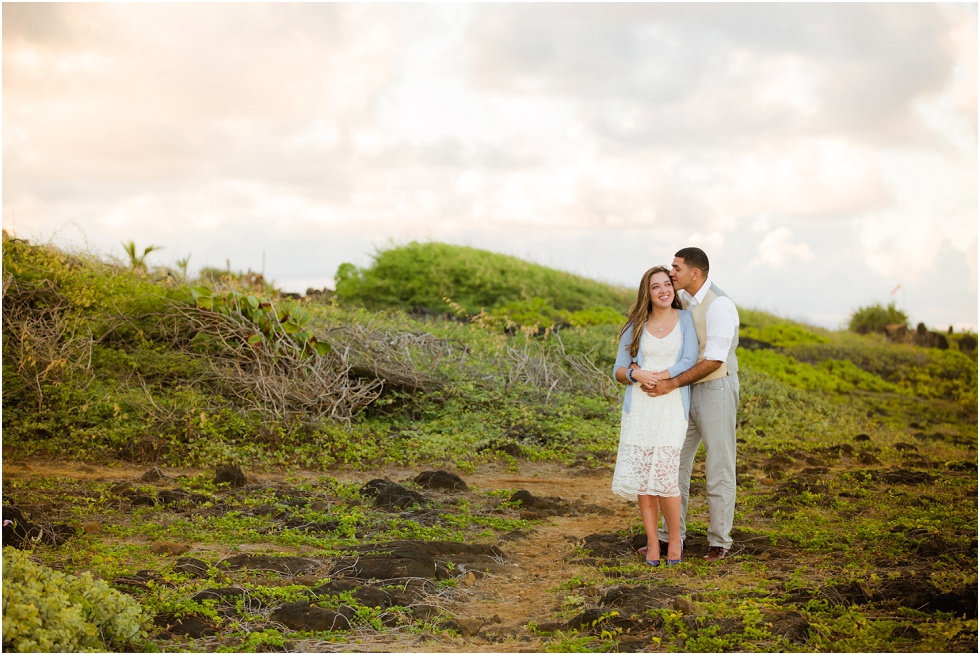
[629, 364, 675, 397]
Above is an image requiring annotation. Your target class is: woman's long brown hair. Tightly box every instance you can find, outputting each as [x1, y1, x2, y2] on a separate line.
[619, 265, 682, 358]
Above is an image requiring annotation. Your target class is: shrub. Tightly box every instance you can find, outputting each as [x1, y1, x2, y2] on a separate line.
[1, 546, 146, 652]
[848, 302, 908, 334]
[740, 323, 829, 348]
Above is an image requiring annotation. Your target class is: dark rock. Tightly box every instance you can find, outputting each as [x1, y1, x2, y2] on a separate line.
[218, 554, 320, 575]
[360, 480, 427, 510]
[157, 489, 193, 506]
[310, 579, 403, 609]
[869, 469, 936, 485]
[271, 602, 352, 632]
[854, 433, 871, 442]
[2, 506, 31, 549]
[821, 580, 872, 606]
[331, 548, 436, 581]
[857, 451, 881, 465]
[579, 532, 635, 558]
[762, 454, 794, 477]
[600, 584, 689, 611]
[2, 505, 76, 548]
[561, 607, 655, 633]
[893, 443, 918, 452]
[154, 613, 218, 638]
[192, 587, 263, 607]
[508, 490, 576, 517]
[174, 557, 210, 577]
[414, 470, 468, 491]
[683, 615, 743, 636]
[214, 464, 247, 487]
[765, 610, 811, 643]
[874, 575, 978, 618]
[136, 466, 168, 482]
[360, 479, 392, 497]
[124, 492, 157, 507]
[354, 539, 503, 559]
[411, 604, 440, 620]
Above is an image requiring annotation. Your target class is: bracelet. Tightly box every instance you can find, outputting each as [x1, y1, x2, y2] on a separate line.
[626, 368, 637, 384]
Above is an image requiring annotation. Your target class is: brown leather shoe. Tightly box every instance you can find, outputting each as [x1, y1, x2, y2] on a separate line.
[703, 546, 730, 562]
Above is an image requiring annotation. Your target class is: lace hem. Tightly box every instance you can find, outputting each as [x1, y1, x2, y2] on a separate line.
[611, 443, 682, 498]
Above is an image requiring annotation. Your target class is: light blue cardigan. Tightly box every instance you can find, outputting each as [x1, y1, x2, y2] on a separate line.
[612, 309, 699, 419]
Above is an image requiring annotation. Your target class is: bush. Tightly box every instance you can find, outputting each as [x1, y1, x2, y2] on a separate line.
[848, 302, 908, 334]
[1, 546, 146, 652]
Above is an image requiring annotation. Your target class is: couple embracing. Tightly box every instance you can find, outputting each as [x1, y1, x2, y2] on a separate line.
[611, 247, 739, 566]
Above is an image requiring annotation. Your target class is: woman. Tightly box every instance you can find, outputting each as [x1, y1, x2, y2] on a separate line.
[611, 265, 698, 566]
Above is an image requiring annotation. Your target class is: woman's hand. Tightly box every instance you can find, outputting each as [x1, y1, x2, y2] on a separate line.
[638, 370, 672, 396]
[630, 369, 662, 387]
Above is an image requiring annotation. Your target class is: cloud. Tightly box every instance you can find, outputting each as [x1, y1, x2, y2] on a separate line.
[466, 3, 957, 145]
[2, 3, 975, 329]
[749, 227, 815, 269]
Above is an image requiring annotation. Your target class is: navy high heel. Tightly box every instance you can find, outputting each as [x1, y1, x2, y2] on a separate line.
[645, 559, 661, 567]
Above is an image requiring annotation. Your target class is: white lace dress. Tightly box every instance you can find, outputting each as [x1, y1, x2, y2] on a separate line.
[611, 324, 688, 500]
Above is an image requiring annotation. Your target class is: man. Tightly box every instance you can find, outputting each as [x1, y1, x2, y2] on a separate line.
[642, 247, 739, 562]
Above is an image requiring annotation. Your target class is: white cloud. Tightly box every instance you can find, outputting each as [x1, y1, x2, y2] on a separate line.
[749, 227, 816, 269]
[1, 2, 975, 329]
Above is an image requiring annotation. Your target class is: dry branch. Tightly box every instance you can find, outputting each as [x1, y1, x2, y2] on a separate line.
[1, 275, 95, 407]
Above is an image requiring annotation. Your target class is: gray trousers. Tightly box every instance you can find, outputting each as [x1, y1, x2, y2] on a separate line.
[659, 374, 739, 549]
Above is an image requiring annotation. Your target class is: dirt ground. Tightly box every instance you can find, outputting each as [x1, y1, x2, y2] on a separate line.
[3, 455, 977, 652]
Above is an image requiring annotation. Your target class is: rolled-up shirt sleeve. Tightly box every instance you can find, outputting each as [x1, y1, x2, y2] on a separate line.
[702, 297, 740, 362]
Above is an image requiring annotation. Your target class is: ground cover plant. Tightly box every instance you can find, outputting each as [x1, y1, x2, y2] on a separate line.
[2, 234, 977, 652]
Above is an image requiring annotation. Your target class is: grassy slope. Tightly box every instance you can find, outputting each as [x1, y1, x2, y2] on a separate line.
[334, 240, 634, 314]
[2, 236, 977, 652]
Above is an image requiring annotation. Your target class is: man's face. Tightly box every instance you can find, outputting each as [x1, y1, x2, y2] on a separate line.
[670, 257, 697, 292]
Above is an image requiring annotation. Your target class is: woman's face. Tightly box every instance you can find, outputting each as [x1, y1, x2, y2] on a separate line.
[648, 271, 675, 309]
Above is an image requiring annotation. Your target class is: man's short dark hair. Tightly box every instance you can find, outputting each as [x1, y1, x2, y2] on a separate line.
[675, 247, 709, 277]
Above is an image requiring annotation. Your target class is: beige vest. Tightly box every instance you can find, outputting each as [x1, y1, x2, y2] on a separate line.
[685, 283, 739, 383]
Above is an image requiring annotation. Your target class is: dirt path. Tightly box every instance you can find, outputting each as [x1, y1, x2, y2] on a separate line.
[432, 469, 636, 651]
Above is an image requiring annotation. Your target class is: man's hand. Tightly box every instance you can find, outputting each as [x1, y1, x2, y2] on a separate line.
[642, 376, 679, 397]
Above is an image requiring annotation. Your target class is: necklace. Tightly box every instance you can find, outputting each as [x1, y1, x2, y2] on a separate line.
[648, 312, 674, 333]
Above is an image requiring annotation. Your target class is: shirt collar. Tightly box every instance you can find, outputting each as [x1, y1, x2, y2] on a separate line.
[683, 277, 712, 306]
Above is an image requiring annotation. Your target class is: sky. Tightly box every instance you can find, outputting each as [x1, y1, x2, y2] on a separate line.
[3, 2, 977, 330]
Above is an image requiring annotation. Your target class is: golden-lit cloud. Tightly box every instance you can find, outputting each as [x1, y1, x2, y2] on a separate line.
[2, 2, 976, 329]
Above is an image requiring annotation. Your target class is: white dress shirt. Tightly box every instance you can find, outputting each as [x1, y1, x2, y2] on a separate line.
[678, 277, 740, 362]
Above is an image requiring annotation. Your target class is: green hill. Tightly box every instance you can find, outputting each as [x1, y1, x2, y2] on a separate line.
[334, 241, 633, 316]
